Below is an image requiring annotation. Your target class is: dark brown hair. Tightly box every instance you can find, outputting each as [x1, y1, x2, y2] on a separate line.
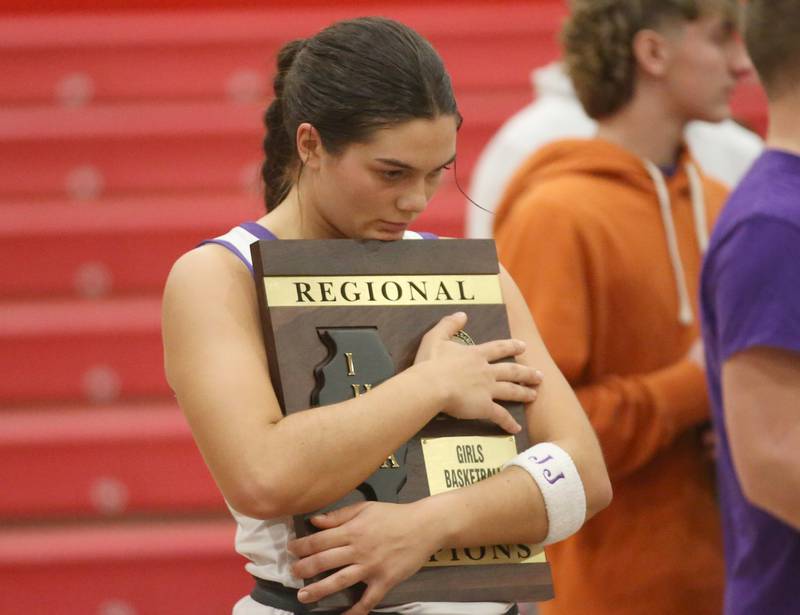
[261, 17, 460, 211]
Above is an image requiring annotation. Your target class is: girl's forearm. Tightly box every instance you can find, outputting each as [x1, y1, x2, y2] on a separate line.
[238, 363, 447, 518]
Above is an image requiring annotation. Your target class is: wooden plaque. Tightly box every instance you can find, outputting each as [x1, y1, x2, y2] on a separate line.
[251, 238, 553, 610]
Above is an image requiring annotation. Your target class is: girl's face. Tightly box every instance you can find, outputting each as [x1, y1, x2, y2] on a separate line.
[305, 115, 458, 240]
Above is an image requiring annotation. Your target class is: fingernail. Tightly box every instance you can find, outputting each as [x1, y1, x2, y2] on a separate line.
[452, 311, 466, 318]
[298, 590, 309, 603]
[534, 369, 544, 380]
[516, 340, 527, 350]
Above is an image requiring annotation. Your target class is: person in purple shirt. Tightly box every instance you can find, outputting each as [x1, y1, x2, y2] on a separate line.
[700, 2, 800, 614]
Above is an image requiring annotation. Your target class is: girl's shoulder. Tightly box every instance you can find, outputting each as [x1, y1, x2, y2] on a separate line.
[198, 221, 278, 273]
[164, 223, 264, 317]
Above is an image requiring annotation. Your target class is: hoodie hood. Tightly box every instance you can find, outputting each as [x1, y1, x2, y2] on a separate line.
[495, 138, 710, 325]
[531, 62, 577, 100]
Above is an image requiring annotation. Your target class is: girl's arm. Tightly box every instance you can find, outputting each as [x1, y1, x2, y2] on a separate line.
[288, 267, 612, 614]
[162, 246, 540, 519]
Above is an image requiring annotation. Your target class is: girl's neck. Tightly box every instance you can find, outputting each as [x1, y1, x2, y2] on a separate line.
[261, 183, 336, 240]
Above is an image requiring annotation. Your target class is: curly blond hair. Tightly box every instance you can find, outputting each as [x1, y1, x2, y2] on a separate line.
[562, 0, 738, 119]
[745, 0, 800, 100]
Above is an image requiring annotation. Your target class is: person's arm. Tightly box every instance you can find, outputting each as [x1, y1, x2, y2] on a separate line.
[709, 217, 800, 530]
[572, 359, 708, 478]
[722, 347, 800, 529]
[162, 244, 538, 519]
[288, 268, 612, 613]
[495, 195, 708, 480]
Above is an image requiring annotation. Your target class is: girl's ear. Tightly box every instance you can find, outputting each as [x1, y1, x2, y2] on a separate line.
[296, 122, 324, 170]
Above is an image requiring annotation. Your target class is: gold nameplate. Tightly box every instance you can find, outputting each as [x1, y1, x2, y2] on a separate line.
[421, 435, 545, 567]
[263, 274, 503, 307]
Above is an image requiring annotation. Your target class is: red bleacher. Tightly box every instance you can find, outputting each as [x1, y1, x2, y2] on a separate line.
[0, 297, 168, 403]
[0, 520, 251, 613]
[0, 404, 223, 518]
[0, 1, 766, 613]
[0, 195, 260, 297]
[0, 4, 562, 102]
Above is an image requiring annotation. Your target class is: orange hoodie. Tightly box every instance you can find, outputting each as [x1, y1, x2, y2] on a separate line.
[495, 139, 727, 615]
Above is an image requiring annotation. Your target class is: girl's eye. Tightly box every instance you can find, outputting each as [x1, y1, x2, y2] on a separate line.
[427, 165, 451, 180]
[381, 169, 405, 181]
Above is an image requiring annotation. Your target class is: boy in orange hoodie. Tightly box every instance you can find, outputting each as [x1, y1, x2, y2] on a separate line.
[494, 1, 753, 614]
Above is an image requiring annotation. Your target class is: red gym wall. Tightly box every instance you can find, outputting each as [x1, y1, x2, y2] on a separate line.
[0, 2, 766, 614]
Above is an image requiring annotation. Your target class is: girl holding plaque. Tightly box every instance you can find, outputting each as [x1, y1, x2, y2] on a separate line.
[162, 17, 611, 615]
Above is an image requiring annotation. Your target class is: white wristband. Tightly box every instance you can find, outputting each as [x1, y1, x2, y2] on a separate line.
[503, 442, 587, 545]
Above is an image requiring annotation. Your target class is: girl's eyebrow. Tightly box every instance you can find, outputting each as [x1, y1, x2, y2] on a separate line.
[374, 153, 457, 171]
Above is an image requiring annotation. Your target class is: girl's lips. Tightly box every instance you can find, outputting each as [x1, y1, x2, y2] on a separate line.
[377, 220, 409, 233]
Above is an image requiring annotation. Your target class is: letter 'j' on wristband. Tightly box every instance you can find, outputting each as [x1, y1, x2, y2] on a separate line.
[503, 442, 586, 545]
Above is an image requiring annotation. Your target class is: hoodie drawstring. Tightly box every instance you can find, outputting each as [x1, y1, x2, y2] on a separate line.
[686, 163, 709, 253]
[643, 160, 707, 326]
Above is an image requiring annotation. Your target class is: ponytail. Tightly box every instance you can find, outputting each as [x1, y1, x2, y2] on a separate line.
[262, 39, 305, 211]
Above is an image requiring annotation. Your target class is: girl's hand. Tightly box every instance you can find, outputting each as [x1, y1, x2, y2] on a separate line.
[288, 501, 438, 615]
[415, 312, 542, 433]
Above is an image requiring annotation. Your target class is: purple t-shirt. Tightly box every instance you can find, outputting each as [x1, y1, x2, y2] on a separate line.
[700, 149, 800, 615]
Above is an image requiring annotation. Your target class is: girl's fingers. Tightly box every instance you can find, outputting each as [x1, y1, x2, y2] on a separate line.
[310, 502, 369, 529]
[491, 361, 542, 386]
[288, 526, 347, 558]
[491, 381, 538, 404]
[297, 564, 367, 604]
[292, 545, 356, 579]
[289, 502, 370, 557]
[343, 581, 387, 615]
[477, 338, 527, 362]
[488, 403, 522, 434]
[429, 312, 468, 341]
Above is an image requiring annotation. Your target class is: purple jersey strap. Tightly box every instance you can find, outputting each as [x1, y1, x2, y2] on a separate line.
[199, 222, 278, 273]
[200, 224, 437, 274]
